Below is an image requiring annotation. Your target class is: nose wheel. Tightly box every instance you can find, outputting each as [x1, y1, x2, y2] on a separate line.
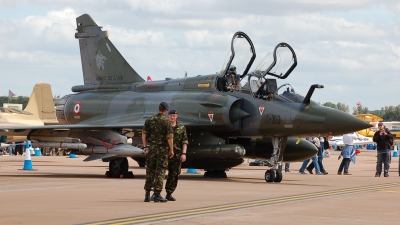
[265, 169, 282, 183]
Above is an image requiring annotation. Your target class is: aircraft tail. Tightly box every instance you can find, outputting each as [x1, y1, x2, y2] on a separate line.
[75, 14, 144, 85]
[24, 83, 58, 124]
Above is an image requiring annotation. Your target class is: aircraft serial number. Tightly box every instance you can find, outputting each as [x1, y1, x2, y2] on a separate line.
[96, 75, 124, 81]
[264, 114, 280, 124]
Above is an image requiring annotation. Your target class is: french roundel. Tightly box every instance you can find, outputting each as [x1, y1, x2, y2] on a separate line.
[73, 102, 82, 116]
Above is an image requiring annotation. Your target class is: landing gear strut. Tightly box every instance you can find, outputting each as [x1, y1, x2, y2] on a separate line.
[265, 137, 287, 183]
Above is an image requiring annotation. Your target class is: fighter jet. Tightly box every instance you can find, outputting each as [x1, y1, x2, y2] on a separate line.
[0, 14, 371, 182]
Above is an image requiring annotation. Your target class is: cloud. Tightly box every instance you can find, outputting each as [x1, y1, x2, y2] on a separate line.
[0, 1, 399, 111]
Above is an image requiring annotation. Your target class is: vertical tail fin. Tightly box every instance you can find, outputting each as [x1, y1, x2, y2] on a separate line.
[75, 14, 144, 85]
[24, 83, 58, 124]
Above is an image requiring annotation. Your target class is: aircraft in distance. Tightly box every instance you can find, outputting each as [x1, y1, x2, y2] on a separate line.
[355, 114, 382, 137]
[0, 14, 371, 182]
[328, 134, 374, 150]
[355, 114, 400, 138]
[0, 83, 58, 144]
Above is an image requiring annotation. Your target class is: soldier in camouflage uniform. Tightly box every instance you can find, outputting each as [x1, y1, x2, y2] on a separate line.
[142, 102, 174, 203]
[165, 109, 188, 201]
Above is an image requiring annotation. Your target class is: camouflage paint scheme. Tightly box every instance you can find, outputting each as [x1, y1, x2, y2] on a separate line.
[0, 14, 371, 181]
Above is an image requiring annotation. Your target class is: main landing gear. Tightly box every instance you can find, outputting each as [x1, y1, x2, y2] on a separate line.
[106, 157, 134, 178]
[203, 170, 228, 178]
[264, 137, 287, 183]
[264, 169, 282, 183]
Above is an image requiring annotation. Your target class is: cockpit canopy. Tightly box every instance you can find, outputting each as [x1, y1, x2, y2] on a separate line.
[216, 32, 256, 93]
[276, 83, 308, 103]
[218, 31, 256, 79]
[215, 33, 308, 103]
[246, 42, 298, 101]
[253, 42, 297, 79]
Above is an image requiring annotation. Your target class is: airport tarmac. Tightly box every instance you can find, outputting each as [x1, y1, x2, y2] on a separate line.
[1, 149, 399, 225]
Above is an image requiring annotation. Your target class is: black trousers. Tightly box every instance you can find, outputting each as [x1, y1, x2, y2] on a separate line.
[338, 158, 351, 173]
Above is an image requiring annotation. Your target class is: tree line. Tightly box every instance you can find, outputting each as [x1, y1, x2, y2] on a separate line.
[0, 96, 30, 109]
[323, 102, 400, 121]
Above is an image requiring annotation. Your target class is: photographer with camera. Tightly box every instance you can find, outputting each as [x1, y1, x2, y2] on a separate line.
[373, 122, 393, 177]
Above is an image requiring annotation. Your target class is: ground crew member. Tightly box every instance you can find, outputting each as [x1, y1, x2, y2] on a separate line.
[142, 102, 174, 202]
[165, 109, 188, 201]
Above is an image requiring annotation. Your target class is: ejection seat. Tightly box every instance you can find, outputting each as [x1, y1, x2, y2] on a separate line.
[250, 80, 262, 94]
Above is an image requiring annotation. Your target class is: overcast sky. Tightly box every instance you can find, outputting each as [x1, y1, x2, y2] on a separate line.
[0, 0, 399, 111]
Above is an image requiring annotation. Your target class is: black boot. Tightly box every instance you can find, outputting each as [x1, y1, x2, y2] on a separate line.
[150, 194, 155, 201]
[166, 194, 176, 201]
[144, 191, 151, 202]
[153, 193, 168, 203]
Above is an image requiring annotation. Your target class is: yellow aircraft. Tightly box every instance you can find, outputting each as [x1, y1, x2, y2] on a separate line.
[0, 83, 58, 143]
[355, 114, 382, 137]
[355, 113, 400, 138]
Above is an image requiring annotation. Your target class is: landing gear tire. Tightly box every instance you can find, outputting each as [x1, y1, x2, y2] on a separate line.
[203, 170, 227, 178]
[274, 170, 282, 183]
[265, 170, 276, 182]
[108, 158, 129, 177]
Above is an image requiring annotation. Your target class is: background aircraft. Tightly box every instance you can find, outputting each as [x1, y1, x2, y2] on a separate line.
[0, 83, 58, 144]
[355, 114, 400, 138]
[0, 14, 371, 182]
[328, 134, 374, 150]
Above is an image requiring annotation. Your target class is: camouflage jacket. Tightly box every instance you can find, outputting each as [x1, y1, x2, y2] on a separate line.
[172, 122, 188, 154]
[142, 113, 174, 146]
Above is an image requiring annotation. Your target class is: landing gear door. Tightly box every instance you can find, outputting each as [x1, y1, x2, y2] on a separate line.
[254, 43, 297, 79]
[218, 31, 256, 79]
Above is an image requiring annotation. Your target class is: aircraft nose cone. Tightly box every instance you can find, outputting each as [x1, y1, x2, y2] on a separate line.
[325, 109, 372, 135]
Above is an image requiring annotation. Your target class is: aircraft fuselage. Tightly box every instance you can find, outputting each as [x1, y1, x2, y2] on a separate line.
[60, 74, 369, 139]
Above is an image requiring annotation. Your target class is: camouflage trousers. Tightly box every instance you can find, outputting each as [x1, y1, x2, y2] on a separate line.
[165, 155, 182, 195]
[144, 147, 168, 194]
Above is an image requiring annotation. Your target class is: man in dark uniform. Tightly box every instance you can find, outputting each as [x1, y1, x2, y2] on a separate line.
[164, 109, 188, 201]
[142, 102, 174, 202]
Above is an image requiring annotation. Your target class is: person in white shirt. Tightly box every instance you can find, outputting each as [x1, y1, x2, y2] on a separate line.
[338, 132, 360, 175]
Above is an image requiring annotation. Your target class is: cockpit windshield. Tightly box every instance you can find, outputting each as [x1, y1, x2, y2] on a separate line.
[253, 43, 297, 79]
[276, 83, 306, 103]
